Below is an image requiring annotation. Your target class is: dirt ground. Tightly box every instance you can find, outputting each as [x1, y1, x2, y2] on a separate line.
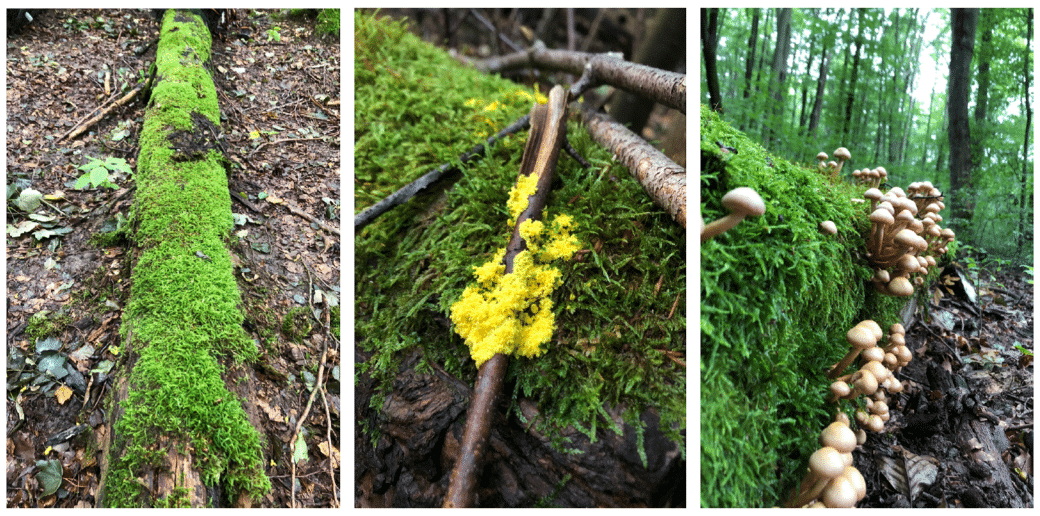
[6, 9, 341, 507]
[852, 263, 1033, 507]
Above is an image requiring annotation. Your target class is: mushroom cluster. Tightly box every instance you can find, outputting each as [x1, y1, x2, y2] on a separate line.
[786, 321, 913, 507]
[826, 321, 910, 433]
[786, 419, 866, 508]
[850, 166, 887, 189]
[815, 147, 852, 179]
[864, 184, 955, 297]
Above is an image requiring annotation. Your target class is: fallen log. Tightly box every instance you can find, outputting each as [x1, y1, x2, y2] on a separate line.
[95, 9, 269, 507]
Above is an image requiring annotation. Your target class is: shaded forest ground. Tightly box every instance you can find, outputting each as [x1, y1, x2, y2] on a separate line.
[851, 261, 1033, 507]
[6, 9, 340, 507]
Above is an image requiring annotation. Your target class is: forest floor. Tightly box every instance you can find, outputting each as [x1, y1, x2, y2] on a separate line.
[6, 9, 341, 507]
[854, 261, 1033, 508]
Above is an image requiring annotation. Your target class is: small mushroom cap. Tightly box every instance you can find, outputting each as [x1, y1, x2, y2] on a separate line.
[861, 346, 885, 363]
[846, 325, 877, 349]
[869, 209, 894, 225]
[809, 447, 847, 479]
[820, 221, 837, 234]
[819, 422, 857, 453]
[887, 276, 914, 297]
[860, 360, 890, 383]
[864, 188, 883, 201]
[856, 320, 883, 341]
[817, 152, 829, 161]
[833, 147, 851, 161]
[853, 370, 878, 395]
[721, 187, 766, 217]
[822, 476, 858, 508]
[841, 466, 867, 501]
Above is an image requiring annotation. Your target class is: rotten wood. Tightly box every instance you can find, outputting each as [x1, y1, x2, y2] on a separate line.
[457, 44, 685, 114]
[443, 84, 569, 508]
[574, 103, 686, 227]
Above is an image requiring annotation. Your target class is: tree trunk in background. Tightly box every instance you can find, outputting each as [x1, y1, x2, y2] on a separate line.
[608, 8, 685, 133]
[841, 8, 866, 145]
[701, 9, 723, 113]
[739, 8, 760, 132]
[765, 7, 791, 148]
[948, 8, 978, 228]
[1016, 8, 1033, 256]
[971, 9, 994, 171]
[808, 44, 829, 138]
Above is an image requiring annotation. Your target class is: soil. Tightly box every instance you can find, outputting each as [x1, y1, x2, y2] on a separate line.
[6, 9, 341, 508]
[851, 262, 1033, 507]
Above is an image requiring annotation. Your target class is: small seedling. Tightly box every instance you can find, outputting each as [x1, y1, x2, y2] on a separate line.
[74, 156, 132, 190]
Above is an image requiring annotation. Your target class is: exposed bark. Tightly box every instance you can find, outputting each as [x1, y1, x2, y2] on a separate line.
[701, 9, 722, 113]
[971, 10, 994, 170]
[576, 103, 686, 227]
[948, 8, 979, 226]
[459, 45, 685, 114]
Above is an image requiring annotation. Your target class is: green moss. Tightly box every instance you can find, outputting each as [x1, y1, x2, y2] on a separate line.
[282, 307, 314, 342]
[26, 310, 71, 341]
[355, 11, 685, 458]
[102, 10, 269, 507]
[699, 105, 906, 507]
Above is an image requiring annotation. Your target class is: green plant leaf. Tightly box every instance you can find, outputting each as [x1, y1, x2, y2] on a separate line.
[35, 459, 63, 496]
[292, 433, 308, 463]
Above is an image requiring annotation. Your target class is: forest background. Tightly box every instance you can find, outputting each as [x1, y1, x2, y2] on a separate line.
[701, 8, 1034, 269]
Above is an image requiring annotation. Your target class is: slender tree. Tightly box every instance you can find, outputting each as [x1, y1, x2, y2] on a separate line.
[765, 8, 792, 148]
[947, 8, 979, 226]
[1016, 8, 1033, 255]
[702, 8, 723, 112]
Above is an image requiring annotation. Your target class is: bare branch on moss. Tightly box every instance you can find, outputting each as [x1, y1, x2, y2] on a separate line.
[575, 103, 686, 227]
[354, 113, 531, 232]
[456, 43, 686, 114]
[443, 85, 570, 508]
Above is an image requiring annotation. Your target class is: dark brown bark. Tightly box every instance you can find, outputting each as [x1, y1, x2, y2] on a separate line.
[462, 46, 685, 114]
[948, 8, 978, 226]
[764, 8, 791, 148]
[742, 9, 759, 101]
[1016, 8, 1032, 255]
[701, 8, 723, 113]
[971, 10, 994, 170]
[841, 8, 867, 144]
[355, 349, 685, 508]
[575, 104, 685, 227]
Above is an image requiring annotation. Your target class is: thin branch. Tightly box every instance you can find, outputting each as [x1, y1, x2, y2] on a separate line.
[460, 45, 686, 114]
[574, 103, 686, 227]
[354, 113, 531, 232]
[59, 79, 149, 142]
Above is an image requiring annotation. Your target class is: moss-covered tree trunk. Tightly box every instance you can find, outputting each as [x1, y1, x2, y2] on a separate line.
[96, 10, 270, 507]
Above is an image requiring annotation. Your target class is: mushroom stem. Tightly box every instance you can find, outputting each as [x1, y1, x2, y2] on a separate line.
[701, 187, 766, 242]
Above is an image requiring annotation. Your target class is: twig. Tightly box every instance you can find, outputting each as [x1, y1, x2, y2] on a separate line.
[59, 79, 149, 142]
[278, 200, 340, 236]
[354, 113, 531, 232]
[319, 381, 338, 507]
[247, 136, 330, 158]
[290, 344, 328, 508]
[443, 85, 570, 508]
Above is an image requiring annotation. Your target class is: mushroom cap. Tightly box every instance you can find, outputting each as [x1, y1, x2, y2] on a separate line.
[869, 208, 894, 225]
[857, 320, 883, 341]
[893, 229, 919, 249]
[829, 380, 852, 399]
[842, 466, 867, 501]
[721, 187, 766, 217]
[864, 188, 883, 201]
[890, 323, 905, 335]
[817, 151, 829, 161]
[860, 360, 890, 383]
[822, 476, 858, 508]
[809, 447, 847, 479]
[887, 276, 914, 297]
[853, 371, 878, 395]
[820, 221, 837, 234]
[861, 346, 886, 363]
[833, 147, 851, 161]
[846, 325, 877, 349]
[819, 422, 858, 453]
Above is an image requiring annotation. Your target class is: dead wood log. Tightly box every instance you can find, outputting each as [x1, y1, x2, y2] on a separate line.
[355, 348, 685, 508]
[574, 103, 686, 227]
[457, 44, 685, 114]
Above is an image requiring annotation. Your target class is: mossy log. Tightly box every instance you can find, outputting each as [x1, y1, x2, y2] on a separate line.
[96, 10, 269, 507]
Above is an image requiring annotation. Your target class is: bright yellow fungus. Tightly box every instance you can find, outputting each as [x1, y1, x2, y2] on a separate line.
[507, 174, 539, 225]
[450, 209, 580, 367]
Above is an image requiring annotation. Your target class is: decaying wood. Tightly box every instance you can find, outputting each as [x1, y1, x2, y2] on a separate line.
[355, 348, 684, 508]
[458, 44, 685, 114]
[575, 103, 686, 227]
[444, 84, 570, 508]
